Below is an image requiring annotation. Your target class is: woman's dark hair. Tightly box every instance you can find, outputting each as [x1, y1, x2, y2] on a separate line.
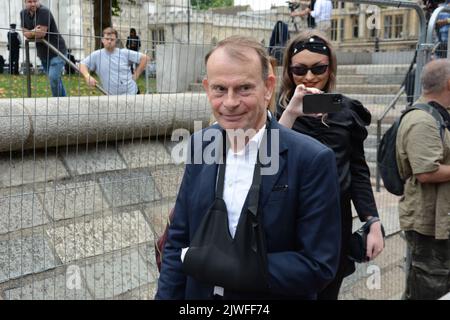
[279, 29, 337, 108]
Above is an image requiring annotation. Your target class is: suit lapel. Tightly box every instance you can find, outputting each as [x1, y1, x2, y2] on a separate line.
[194, 126, 224, 208]
[259, 118, 288, 209]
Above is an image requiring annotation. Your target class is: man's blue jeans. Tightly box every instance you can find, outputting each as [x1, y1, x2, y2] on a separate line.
[41, 55, 66, 97]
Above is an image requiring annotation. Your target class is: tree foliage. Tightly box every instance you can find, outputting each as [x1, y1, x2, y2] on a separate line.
[191, 0, 234, 10]
[93, 0, 135, 49]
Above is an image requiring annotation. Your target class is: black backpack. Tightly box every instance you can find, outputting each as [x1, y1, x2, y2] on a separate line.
[377, 103, 446, 196]
[268, 21, 289, 66]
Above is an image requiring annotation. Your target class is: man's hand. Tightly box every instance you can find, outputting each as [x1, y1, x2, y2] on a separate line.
[85, 76, 98, 87]
[366, 221, 385, 261]
[436, 19, 450, 28]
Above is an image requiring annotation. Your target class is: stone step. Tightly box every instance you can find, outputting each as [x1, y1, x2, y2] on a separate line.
[337, 64, 410, 75]
[367, 123, 393, 136]
[365, 146, 377, 163]
[368, 161, 377, 179]
[364, 103, 407, 122]
[348, 94, 408, 105]
[337, 84, 400, 95]
[336, 74, 405, 85]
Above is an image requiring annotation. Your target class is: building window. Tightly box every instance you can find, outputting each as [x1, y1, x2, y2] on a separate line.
[352, 16, 359, 38]
[151, 29, 165, 59]
[384, 15, 403, 39]
[331, 19, 338, 41]
[331, 18, 344, 41]
[394, 15, 404, 38]
[332, 1, 345, 9]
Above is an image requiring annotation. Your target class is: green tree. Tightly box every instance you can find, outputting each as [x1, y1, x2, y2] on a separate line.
[191, 0, 234, 10]
[93, 0, 135, 50]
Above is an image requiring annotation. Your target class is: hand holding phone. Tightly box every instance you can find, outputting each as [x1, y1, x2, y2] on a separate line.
[303, 93, 343, 114]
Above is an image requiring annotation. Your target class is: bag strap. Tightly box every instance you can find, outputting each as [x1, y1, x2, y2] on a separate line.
[407, 103, 446, 141]
[216, 123, 267, 215]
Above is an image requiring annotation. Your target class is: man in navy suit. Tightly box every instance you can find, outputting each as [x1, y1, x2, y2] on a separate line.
[155, 36, 341, 300]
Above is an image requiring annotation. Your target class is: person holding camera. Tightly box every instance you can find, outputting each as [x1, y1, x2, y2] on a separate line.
[289, 1, 316, 28]
[276, 29, 385, 300]
[291, 0, 332, 37]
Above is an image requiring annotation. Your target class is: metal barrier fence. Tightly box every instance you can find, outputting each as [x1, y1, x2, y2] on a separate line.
[0, 0, 442, 300]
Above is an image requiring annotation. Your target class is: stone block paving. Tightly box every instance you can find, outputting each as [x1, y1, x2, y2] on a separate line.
[0, 151, 69, 188]
[38, 179, 109, 221]
[0, 231, 57, 283]
[150, 165, 184, 199]
[118, 140, 173, 169]
[3, 269, 92, 300]
[79, 246, 156, 299]
[46, 210, 153, 264]
[98, 170, 161, 208]
[62, 143, 127, 176]
[0, 187, 48, 234]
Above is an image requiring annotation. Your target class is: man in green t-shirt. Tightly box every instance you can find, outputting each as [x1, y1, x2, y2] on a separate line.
[396, 59, 450, 300]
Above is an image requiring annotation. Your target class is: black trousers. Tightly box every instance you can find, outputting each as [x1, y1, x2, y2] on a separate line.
[404, 230, 450, 300]
[9, 51, 19, 75]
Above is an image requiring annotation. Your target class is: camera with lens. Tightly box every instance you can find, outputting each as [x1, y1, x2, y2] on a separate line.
[286, 1, 300, 12]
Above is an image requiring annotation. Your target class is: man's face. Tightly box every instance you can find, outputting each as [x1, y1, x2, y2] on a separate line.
[25, 0, 39, 13]
[102, 33, 117, 51]
[202, 47, 275, 131]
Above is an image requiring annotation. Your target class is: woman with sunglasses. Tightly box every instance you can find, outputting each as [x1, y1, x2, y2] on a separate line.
[277, 29, 385, 300]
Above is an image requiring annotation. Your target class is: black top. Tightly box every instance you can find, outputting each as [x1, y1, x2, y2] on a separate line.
[276, 95, 379, 221]
[20, 5, 66, 60]
[126, 35, 141, 51]
[7, 31, 21, 51]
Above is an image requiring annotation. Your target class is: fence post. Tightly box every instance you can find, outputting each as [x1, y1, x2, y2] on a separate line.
[25, 40, 31, 98]
[376, 118, 381, 192]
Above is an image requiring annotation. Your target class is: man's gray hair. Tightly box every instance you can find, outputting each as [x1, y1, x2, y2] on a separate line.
[421, 59, 450, 94]
[204, 35, 270, 80]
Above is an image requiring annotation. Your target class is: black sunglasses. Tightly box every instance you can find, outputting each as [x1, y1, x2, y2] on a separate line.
[290, 64, 329, 76]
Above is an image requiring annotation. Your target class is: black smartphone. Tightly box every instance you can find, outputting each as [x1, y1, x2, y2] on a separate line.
[303, 93, 343, 114]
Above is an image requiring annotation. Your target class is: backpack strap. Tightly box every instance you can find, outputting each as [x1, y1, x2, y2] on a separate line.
[404, 103, 446, 141]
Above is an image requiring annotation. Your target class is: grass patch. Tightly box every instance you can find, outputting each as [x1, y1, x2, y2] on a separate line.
[0, 73, 156, 98]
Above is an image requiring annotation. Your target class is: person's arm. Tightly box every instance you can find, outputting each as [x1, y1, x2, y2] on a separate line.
[291, 9, 309, 17]
[436, 16, 450, 28]
[266, 147, 341, 296]
[416, 164, 450, 183]
[278, 84, 323, 128]
[402, 111, 446, 183]
[79, 63, 98, 87]
[155, 136, 195, 299]
[132, 54, 150, 81]
[346, 101, 384, 260]
[22, 27, 35, 40]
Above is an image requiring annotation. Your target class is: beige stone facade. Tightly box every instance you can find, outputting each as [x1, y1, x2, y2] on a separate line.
[146, 2, 422, 54]
[330, 2, 420, 52]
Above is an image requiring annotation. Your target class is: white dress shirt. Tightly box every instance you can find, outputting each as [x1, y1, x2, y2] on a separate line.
[223, 125, 266, 238]
[310, 0, 332, 22]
